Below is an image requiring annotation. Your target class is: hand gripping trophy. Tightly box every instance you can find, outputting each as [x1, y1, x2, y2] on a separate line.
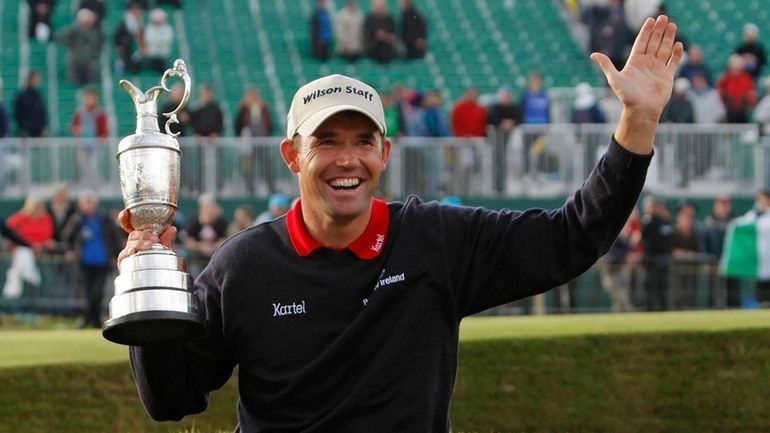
[102, 59, 205, 345]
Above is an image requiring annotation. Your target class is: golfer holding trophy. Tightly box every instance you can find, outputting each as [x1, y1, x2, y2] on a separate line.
[102, 59, 205, 345]
[112, 15, 684, 431]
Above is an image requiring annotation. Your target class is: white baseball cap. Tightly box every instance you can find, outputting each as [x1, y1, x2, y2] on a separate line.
[286, 74, 387, 138]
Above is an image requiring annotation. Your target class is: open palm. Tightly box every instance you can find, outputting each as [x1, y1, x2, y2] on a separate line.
[591, 16, 684, 122]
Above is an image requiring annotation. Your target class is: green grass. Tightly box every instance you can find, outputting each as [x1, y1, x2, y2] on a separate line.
[3, 310, 769, 369]
[0, 329, 126, 369]
[1, 310, 769, 432]
[452, 328, 770, 433]
[459, 309, 770, 341]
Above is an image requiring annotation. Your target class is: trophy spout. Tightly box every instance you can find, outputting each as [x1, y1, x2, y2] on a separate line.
[120, 79, 164, 134]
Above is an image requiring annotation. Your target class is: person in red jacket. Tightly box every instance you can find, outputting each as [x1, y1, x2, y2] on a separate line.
[71, 86, 108, 138]
[71, 86, 109, 188]
[7, 195, 54, 249]
[4, 196, 54, 300]
[715, 54, 756, 123]
[450, 87, 487, 137]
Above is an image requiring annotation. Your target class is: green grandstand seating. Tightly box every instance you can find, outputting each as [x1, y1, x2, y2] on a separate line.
[13, 0, 770, 141]
[2, 1, 21, 130]
[8, 0, 602, 139]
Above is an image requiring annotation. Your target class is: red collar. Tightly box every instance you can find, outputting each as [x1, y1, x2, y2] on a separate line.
[286, 198, 389, 259]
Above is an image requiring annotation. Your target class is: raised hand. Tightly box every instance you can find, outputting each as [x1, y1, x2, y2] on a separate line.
[591, 15, 684, 154]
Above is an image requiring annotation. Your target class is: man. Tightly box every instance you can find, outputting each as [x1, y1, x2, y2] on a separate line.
[71, 86, 109, 187]
[450, 87, 486, 138]
[190, 83, 224, 138]
[678, 44, 712, 85]
[27, 0, 55, 42]
[334, 0, 364, 63]
[399, 0, 427, 59]
[640, 195, 674, 311]
[702, 196, 738, 307]
[364, 0, 397, 63]
[62, 191, 122, 328]
[14, 70, 47, 138]
[254, 192, 290, 225]
[309, 0, 333, 62]
[716, 54, 756, 124]
[54, 8, 102, 85]
[118, 16, 682, 432]
[660, 77, 694, 124]
[734, 23, 767, 82]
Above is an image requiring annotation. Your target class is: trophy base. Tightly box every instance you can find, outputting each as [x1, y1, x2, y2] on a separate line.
[103, 250, 205, 346]
[103, 310, 205, 346]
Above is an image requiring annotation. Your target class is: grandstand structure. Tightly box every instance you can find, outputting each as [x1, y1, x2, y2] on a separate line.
[0, 0, 768, 202]
[3, 0, 599, 138]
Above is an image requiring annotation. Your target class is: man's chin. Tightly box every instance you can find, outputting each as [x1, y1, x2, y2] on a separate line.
[325, 198, 370, 222]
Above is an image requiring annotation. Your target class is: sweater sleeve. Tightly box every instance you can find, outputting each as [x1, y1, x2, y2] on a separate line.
[129, 263, 237, 421]
[446, 137, 651, 317]
[0, 218, 31, 247]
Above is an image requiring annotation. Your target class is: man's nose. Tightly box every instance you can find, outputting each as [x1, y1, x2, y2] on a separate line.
[335, 141, 359, 167]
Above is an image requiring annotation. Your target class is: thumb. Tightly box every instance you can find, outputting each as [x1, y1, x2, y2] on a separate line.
[590, 52, 617, 82]
[159, 225, 177, 248]
[117, 209, 134, 233]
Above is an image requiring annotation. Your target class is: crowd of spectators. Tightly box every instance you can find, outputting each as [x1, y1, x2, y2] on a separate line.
[0, 186, 296, 326]
[582, 1, 769, 130]
[3, 0, 768, 146]
[311, 0, 427, 63]
[25, 1, 179, 86]
[2, 186, 770, 322]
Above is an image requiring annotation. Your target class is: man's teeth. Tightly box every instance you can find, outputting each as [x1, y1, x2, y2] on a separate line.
[329, 178, 360, 188]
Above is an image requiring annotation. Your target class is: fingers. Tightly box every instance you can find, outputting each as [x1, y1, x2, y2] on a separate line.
[159, 225, 177, 248]
[118, 230, 161, 267]
[666, 41, 685, 74]
[117, 209, 134, 233]
[117, 245, 135, 267]
[590, 52, 617, 82]
[117, 225, 178, 267]
[630, 17, 655, 56]
[644, 15, 669, 58]
[127, 230, 160, 248]
[656, 22, 678, 61]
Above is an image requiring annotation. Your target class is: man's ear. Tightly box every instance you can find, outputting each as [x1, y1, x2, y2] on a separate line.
[381, 137, 392, 167]
[280, 138, 300, 173]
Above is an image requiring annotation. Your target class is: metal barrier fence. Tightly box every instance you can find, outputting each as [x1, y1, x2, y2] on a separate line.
[505, 123, 764, 197]
[0, 124, 765, 200]
[0, 252, 760, 316]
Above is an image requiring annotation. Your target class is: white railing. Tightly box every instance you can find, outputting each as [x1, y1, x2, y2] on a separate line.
[506, 123, 763, 197]
[0, 123, 764, 199]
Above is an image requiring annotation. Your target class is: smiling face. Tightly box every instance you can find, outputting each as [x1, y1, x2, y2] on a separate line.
[280, 111, 391, 228]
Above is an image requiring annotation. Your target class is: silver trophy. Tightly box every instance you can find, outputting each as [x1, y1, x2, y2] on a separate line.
[102, 59, 205, 345]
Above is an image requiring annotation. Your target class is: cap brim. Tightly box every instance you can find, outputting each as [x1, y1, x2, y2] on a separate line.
[295, 105, 386, 137]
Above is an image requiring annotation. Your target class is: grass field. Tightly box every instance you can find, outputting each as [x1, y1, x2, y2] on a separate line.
[1, 310, 769, 432]
[2, 309, 769, 368]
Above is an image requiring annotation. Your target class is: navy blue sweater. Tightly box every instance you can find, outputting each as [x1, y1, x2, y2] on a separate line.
[130, 138, 651, 432]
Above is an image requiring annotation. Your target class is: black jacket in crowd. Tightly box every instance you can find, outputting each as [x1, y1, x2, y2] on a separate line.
[191, 101, 224, 137]
[14, 87, 47, 137]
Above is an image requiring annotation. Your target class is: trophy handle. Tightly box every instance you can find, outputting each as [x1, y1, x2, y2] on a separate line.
[160, 59, 192, 137]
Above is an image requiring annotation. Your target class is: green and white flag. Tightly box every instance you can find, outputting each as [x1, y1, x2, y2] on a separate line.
[720, 211, 770, 279]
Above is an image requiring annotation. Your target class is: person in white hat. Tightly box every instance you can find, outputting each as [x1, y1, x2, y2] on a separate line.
[118, 16, 683, 432]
